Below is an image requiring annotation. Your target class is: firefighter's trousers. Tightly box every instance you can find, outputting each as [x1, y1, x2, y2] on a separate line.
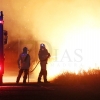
[38, 69, 47, 82]
[16, 69, 29, 84]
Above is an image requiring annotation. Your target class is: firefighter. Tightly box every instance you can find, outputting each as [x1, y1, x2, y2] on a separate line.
[38, 43, 50, 83]
[16, 47, 30, 84]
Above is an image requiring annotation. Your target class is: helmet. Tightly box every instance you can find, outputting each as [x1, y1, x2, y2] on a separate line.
[23, 47, 28, 52]
[40, 43, 45, 48]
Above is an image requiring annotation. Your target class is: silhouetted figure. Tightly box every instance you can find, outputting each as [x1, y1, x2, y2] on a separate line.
[38, 43, 50, 83]
[16, 47, 30, 84]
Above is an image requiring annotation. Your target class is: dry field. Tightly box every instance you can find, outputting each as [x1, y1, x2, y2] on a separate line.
[0, 71, 100, 100]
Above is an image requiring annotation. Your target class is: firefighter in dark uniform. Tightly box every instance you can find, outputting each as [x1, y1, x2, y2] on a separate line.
[38, 43, 50, 83]
[16, 47, 30, 84]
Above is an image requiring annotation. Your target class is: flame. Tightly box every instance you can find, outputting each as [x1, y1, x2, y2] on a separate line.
[47, 25, 100, 80]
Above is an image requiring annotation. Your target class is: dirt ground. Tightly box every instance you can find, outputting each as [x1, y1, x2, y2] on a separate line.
[0, 82, 100, 100]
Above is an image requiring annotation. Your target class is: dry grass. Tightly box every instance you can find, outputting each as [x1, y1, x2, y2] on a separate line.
[52, 69, 100, 90]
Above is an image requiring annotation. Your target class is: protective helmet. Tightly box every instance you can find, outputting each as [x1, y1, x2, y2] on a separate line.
[23, 47, 28, 52]
[40, 43, 45, 48]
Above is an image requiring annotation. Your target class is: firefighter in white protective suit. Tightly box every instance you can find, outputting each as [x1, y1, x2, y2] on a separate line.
[16, 47, 30, 84]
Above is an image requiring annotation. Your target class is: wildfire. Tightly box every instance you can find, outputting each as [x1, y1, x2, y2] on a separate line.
[1, 0, 100, 82]
[47, 25, 100, 80]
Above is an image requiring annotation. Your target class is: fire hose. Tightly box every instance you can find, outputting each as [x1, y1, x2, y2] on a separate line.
[28, 61, 40, 82]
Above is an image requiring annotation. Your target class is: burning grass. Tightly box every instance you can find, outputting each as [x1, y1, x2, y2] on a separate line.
[52, 69, 100, 90]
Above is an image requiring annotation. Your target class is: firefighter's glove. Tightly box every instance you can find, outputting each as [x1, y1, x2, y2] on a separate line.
[47, 53, 50, 58]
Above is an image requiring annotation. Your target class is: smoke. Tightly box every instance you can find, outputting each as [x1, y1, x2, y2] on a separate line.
[0, 0, 100, 82]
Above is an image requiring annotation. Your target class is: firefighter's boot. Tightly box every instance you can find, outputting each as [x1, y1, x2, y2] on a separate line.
[16, 77, 20, 84]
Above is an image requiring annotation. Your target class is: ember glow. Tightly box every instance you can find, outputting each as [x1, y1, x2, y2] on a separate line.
[1, 0, 100, 82]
